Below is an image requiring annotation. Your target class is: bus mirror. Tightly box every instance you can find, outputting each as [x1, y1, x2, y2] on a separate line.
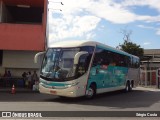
[34, 52, 45, 63]
[74, 51, 88, 64]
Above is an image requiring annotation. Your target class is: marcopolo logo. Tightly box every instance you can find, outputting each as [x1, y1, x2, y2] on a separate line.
[2, 112, 12, 118]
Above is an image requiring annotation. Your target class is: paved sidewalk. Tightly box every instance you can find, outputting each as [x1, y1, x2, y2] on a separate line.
[136, 86, 160, 91]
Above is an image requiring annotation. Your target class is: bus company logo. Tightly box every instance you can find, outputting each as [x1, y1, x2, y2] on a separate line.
[2, 112, 11, 117]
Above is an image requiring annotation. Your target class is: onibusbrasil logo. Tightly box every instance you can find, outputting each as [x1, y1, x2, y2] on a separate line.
[1, 112, 42, 118]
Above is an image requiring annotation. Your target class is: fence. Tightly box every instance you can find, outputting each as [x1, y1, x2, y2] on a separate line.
[140, 68, 160, 88]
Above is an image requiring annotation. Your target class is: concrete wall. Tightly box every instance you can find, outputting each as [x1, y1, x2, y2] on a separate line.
[3, 50, 41, 68]
[2, 50, 43, 76]
[0, 1, 45, 51]
[0, 66, 5, 76]
[0, 23, 45, 51]
[1, 1, 10, 23]
[142, 63, 160, 68]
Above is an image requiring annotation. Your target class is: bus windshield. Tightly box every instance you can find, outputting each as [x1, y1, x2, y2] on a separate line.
[41, 46, 94, 81]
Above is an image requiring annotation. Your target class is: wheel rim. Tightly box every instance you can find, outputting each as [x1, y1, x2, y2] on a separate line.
[126, 84, 129, 91]
[87, 88, 94, 97]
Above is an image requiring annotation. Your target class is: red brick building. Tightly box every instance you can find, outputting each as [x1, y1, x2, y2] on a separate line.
[0, 0, 46, 76]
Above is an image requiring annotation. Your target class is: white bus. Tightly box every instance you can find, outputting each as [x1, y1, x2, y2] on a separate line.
[36, 41, 140, 98]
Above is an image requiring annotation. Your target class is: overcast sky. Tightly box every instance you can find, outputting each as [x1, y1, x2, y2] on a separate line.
[48, 0, 160, 49]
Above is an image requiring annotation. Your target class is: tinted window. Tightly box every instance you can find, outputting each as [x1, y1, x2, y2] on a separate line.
[132, 57, 140, 68]
[93, 47, 131, 67]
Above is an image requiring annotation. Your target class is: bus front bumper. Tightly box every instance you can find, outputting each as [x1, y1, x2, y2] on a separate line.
[39, 83, 84, 97]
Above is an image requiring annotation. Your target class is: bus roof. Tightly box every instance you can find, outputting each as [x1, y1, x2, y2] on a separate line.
[49, 40, 139, 59]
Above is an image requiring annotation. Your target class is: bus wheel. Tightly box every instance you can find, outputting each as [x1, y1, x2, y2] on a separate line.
[130, 80, 134, 91]
[125, 81, 131, 92]
[86, 84, 96, 99]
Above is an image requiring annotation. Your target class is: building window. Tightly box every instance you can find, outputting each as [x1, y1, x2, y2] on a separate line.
[1, 4, 43, 24]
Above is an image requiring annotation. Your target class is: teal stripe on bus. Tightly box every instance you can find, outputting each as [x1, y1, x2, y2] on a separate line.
[87, 65, 128, 89]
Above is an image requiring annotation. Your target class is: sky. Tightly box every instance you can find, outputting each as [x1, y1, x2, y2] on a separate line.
[47, 0, 160, 49]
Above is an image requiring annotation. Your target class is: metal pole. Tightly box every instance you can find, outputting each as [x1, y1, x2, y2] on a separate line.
[158, 68, 160, 89]
[45, 0, 49, 50]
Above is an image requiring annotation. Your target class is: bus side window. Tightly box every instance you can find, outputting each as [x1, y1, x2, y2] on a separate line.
[92, 48, 102, 66]
[77, 54, 88, 76]
[131, 57, 139, 68]
[92, 57, 98, 66]
[126, 57, 131, 67]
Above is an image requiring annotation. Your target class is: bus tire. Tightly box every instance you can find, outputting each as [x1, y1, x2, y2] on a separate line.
[130, 80, 134, 91]
[86, 84, 96, 99]
[125, 81, 131, 92]
[131, 80, 134, 87]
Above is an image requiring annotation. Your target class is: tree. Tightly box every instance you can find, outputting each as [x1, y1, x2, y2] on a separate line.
[120, 28, 132, 42]
[119, 40, 144, 58]
[118, 29, 144, 59]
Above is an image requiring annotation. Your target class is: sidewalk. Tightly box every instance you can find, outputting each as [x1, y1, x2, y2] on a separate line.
[136, 86, 160, 91]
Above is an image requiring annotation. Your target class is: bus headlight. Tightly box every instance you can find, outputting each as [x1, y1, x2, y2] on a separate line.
[65, 82, 79, 88]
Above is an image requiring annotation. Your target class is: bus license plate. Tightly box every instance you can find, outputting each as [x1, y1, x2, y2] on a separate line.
[50, 90, 57, 94]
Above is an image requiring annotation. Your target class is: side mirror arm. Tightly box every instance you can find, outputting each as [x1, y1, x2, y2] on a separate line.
[74, 51, 88, 64]
[34, 52, 45, 63]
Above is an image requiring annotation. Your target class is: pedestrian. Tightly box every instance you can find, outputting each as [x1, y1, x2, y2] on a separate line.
[3, 70, 8, 77]
[22, 72, 27, 87]
[27, 71, 32, 89]
[31, 71, 38, 89]
[7, 71, 12, 87]
[3, 70, 12, 87]
[3, 70, 8, 87]
[8, 71, 11, 77]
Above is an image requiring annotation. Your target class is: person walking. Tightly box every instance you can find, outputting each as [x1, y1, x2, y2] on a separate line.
[7, 71, 12, 87]
[31, 71, 38, 89]
[27, 71, 32, 89]
[22, 72, 27, 88]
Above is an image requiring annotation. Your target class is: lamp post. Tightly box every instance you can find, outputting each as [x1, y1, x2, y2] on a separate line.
[45, 1, 63, 50]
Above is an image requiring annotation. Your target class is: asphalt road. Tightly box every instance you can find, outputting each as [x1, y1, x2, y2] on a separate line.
[0, 87, 160, 119]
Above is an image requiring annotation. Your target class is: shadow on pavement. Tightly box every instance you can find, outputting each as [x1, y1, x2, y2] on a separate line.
[1, 88, 160, 109]
[44, 89, 160, 109]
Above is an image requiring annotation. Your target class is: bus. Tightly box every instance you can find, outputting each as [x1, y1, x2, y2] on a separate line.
[35, 41, 140, 98]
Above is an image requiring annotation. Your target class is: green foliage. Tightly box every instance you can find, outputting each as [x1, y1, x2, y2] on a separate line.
[119, 40, 144, 59]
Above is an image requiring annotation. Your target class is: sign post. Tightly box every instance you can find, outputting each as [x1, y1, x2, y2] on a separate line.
[156, 68, 160, 89]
